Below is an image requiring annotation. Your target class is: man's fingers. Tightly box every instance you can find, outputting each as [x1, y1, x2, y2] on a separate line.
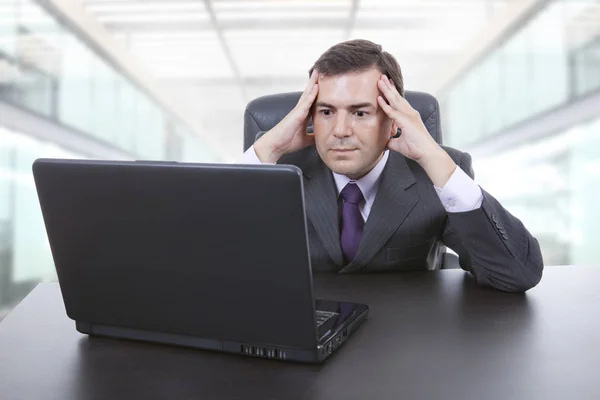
[303, 69, 318, 94]
[298, 84, 319, 114]
[377, 95, 397, 117]
[298, 83, 319, 113]
[380, 75, 414, 114]
[299, 69, 319, 102]
[377, 78, 402, 110]
[378, 96, 409, 127]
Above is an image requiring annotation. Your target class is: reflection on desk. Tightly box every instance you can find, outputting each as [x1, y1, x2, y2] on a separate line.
[0, 266, 599, 400]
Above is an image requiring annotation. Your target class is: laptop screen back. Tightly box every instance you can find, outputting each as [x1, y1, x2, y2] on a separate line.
[33, 159, 318, 349]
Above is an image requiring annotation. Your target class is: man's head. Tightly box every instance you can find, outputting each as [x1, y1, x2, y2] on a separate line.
[308, 39, 404, 180]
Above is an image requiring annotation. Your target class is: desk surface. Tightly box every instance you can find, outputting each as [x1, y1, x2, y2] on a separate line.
[1, 267, 599, 400]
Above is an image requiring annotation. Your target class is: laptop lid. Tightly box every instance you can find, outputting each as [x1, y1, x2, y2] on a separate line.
[33, 159, 319, 349]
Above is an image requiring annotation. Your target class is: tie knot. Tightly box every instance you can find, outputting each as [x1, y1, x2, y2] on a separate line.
[341, 182, 364, 205]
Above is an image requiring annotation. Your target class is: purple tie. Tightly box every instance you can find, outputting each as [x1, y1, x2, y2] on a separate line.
[340, 182, 365, 263]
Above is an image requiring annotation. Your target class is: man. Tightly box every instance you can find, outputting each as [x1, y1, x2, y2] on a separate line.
[241, 39, 543, 292]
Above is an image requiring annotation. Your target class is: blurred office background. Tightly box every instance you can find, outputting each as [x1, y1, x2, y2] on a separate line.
[1, 0, 599, 317]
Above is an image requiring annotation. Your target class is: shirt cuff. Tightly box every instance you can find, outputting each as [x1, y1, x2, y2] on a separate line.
[240, 145, 274, 165]
[434, 166, 483, 213]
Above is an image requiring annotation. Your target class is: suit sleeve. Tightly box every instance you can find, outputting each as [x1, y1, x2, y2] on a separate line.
[441, 152, 544, 292]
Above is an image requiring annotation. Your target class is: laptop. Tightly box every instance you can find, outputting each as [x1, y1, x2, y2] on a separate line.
[32, 158, 369, 363]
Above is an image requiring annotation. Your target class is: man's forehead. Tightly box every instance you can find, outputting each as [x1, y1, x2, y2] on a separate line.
[316, 68, 382, 105]
[317, 68, 381, 87]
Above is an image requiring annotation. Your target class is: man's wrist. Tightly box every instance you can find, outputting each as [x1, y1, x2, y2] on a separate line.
[254, 135, 282, 164]
[418, 145, 457, 188]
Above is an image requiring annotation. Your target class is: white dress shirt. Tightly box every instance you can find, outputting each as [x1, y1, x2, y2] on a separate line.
[241, 146, 483, 216]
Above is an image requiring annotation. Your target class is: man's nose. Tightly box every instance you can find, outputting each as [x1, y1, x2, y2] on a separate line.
[332, 113, 351, 138]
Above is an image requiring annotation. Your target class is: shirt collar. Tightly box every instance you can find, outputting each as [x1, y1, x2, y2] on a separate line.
[332, 150, 389, 199]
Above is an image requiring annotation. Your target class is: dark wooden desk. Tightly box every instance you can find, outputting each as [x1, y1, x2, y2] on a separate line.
[1, 267, 599, 400]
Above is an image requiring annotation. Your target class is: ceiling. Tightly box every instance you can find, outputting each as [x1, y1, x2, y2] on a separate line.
[80, 0, 514, 160]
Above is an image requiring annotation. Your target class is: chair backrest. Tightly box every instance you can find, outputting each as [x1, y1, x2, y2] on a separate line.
[243, 90, 443, 152]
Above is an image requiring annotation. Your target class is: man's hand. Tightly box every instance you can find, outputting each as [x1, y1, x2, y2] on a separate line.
[254, 70, 319, 163]
[376, 74, 457, 187]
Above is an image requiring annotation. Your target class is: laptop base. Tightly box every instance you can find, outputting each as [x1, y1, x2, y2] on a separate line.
[76, 305, 368, 364]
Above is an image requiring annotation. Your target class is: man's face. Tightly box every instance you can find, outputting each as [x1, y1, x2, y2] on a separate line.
[312, 67, 394, 180]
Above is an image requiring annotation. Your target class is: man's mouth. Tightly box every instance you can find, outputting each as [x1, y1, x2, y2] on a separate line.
[331, 148, 357, 153]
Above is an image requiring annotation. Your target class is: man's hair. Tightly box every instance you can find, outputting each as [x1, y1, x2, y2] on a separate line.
[309, 39, 404, 97]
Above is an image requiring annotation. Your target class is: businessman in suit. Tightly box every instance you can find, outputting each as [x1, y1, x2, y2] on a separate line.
[242, 39, 543, 292]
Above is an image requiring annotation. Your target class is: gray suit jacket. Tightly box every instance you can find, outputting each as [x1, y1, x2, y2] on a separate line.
[279, 145, 544, 292]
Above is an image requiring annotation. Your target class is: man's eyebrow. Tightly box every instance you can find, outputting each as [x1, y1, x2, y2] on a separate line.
[315, 101, 335, 108]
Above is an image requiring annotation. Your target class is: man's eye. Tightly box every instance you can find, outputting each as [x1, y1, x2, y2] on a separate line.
[321, 109, 331, 116]
[355, 111, 366, 117]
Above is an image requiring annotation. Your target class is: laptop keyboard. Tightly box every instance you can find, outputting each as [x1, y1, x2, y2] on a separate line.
[316, 310, 339, 327]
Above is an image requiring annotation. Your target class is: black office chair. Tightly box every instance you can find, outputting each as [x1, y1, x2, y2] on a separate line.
[243, 90, 460, 270]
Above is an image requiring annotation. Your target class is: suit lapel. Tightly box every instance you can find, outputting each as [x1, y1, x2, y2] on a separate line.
[303, 155, 345, 266]
[339, 152, 419, 273]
